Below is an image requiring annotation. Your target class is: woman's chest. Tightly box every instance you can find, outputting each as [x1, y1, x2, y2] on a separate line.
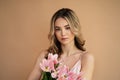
[59, 54, 81, 71]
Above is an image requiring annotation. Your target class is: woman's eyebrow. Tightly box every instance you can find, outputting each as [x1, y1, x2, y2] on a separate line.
[54, 26, 60, 28]
[64, 24, 69, 27]
[55, 24, 69, 28]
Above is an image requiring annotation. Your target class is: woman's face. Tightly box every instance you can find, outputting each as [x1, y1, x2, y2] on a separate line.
[54, 17, 75, 45]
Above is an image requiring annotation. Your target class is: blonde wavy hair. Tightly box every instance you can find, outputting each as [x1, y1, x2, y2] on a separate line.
[48, 8, 86, 57]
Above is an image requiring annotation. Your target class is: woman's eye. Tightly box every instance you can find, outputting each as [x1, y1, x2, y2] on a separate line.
[66, 27, 70, 30]
[55, 28, 60, 31]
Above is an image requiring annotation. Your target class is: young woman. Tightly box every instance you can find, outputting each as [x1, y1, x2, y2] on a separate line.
[28, 8, 94, 80]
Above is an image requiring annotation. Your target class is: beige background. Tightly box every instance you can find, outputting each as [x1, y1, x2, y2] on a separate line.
[0, 0, 120, 80]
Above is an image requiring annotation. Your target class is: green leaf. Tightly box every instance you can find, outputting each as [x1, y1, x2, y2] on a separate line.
[41, 72, 56, 80]
[42, 72, 48, 80]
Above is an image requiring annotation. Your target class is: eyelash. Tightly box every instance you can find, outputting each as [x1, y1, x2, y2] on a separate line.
[55, 27, 70, 31]
[65, 27, 70, 30]
[55, 28, 60, 31]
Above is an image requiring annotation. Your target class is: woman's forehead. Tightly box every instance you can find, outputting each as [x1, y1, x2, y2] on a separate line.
[54, 18, 69, 27]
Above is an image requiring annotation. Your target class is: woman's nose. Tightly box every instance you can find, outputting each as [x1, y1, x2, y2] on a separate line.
[61, 29, 66, 36]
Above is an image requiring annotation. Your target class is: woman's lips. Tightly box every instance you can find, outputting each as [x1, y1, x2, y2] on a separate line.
[61, 38, 68, 40]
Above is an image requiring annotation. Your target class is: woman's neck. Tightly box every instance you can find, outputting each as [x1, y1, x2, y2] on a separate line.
[61, 41, 79, 56]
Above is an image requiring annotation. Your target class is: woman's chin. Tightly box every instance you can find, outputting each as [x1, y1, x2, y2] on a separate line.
[60, 41, 70, 45]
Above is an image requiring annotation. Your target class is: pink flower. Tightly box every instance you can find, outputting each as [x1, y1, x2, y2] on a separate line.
[40, 53, 83, 80]
[51, 70, 58, 78]
[40, 53, 59, 72]
[76, 72, 83, 80]
[57, 65, 69, 80]
[67, 71, 78, 80]
[57, 65, 82, 80]
[48, 53, 58, 65]
[40, 58, 54, 72]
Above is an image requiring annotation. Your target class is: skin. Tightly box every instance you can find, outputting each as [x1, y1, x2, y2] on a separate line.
[54, 17, 75, 46]
[28, 17, 94, 80]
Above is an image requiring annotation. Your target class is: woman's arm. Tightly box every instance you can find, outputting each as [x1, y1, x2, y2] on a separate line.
[81, 53, 94, 80]
[27, 50, 48, 80]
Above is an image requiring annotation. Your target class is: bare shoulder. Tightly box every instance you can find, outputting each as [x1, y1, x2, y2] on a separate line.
[81, 51, 94, 64]
[34, 49, 48, 68]
[80, 51, 94, 80]
[37, 49, 48, 61]
[27, 49, 48, 80]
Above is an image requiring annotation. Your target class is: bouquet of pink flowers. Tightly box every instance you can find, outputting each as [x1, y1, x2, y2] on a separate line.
[40, 53, 82, 80]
